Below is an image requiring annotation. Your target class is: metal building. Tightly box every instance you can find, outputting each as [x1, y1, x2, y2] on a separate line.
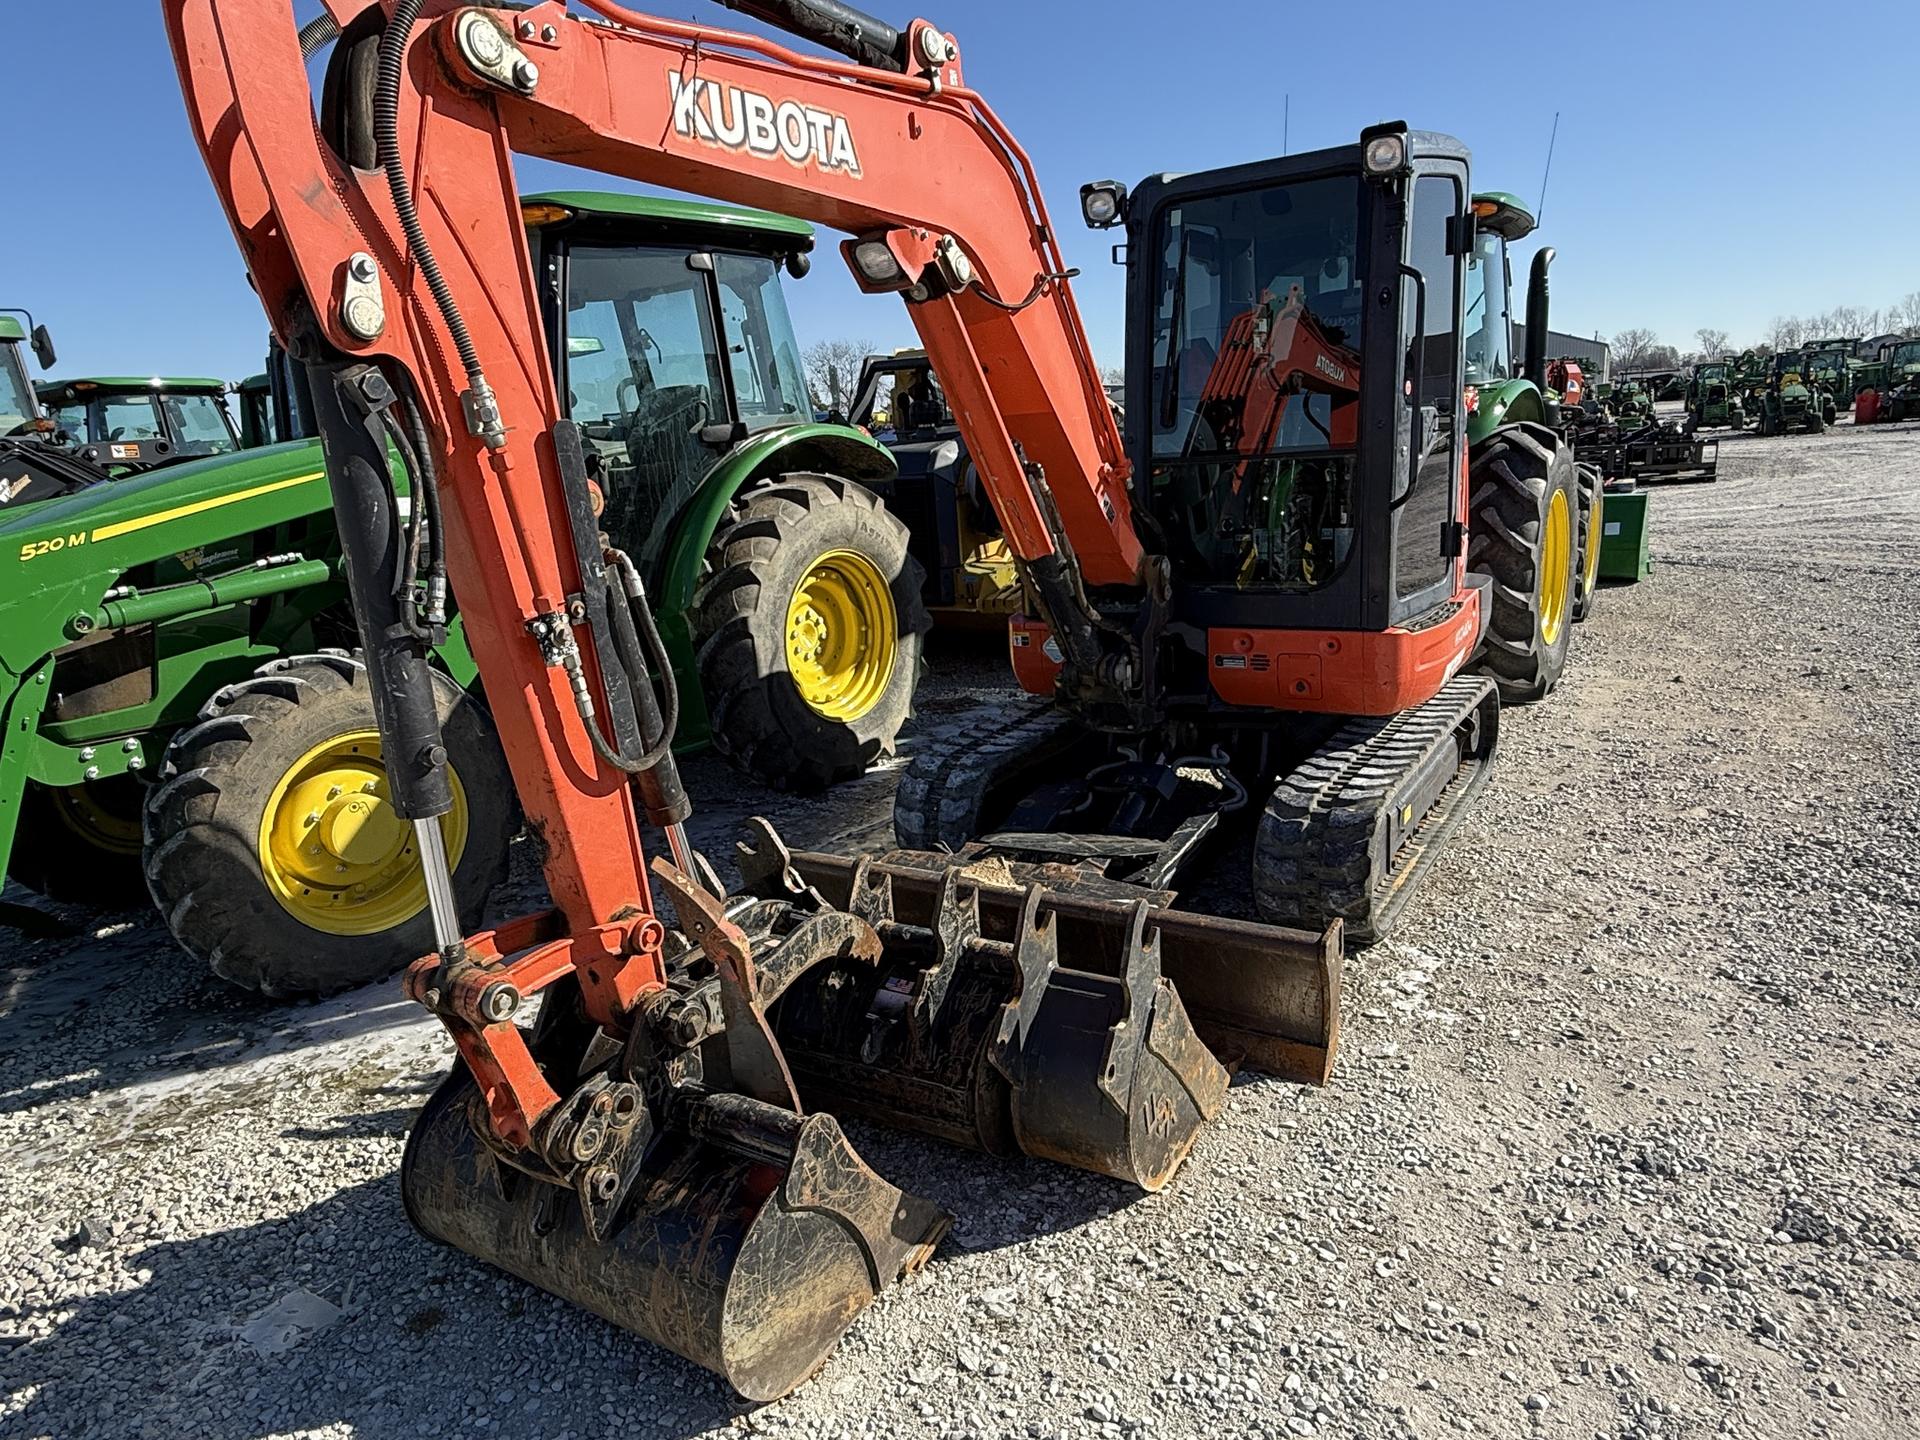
[1513, 325, 1611, 383]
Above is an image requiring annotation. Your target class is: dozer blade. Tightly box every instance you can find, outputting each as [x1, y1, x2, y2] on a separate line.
[736, 824, 1342, 1192]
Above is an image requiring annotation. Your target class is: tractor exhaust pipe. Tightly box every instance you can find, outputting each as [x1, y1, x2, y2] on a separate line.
[1524, 247, 1555, 392]
[715, 0, 910, 71]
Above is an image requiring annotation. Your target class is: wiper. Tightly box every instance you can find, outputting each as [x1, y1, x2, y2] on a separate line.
[1158, 227, 1191, 434]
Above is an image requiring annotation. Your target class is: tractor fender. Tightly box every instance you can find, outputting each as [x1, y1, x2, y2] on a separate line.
[650, 423, 898, 620]
[1466, 378, 1550, 446]
[647, 423, 899, 753]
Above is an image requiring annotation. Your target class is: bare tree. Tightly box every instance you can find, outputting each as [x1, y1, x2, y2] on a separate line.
[1101, 365, 1125, 387]
[1611, 327, 1661, 372]
[1695, 327, 1731, 359]
[804, 337, 880, 413]
[1890, 292, 1920, 337]
[1765, 314, 1807, 351]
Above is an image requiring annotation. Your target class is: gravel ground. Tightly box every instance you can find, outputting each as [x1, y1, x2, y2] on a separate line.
[3, 413, 1918, 1440]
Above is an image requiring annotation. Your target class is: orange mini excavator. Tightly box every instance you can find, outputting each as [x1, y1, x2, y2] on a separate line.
[164, 0, 1547, 1398]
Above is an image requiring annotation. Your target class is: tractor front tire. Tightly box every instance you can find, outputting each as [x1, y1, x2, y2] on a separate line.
[1572, 461, 1604, 625]
[1808, 406, 1827, 434]
[143, 654, 516, 997]
[1468, 425, 1578, 704]
[7, 777, 150, 908]
[695, 474, 928, 793]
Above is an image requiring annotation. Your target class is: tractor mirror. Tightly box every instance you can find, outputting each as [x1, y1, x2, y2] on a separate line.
[30, 325, 55, 371]
[567, 336, 606, 357]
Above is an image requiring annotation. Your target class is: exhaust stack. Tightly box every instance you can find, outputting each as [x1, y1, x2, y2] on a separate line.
[1525, 247, 1555, 391]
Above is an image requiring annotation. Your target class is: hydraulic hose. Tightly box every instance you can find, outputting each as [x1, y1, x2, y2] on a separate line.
[297, 12, 340, 59]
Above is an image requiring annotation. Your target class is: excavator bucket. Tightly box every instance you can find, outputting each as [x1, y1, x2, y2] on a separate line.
[398, 865, 953, 1403]
[403, 1077, 948, 1401]
[736, 822, 1343, 1191]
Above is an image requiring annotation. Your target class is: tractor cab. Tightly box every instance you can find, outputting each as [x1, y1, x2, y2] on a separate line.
[0, 311, 111, 509]
[1803, 341, 1856, 409]
[523, 192, 824, 557]
[1, 317, 43, 439]
[40, 376, 241, 472]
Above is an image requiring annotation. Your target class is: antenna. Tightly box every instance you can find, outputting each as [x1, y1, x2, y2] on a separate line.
[1537, 111, 1561, 227]
[1283, 94, 1290, 156]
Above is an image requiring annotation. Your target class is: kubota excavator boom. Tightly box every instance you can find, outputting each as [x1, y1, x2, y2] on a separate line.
[163, 0, 1336, 1399]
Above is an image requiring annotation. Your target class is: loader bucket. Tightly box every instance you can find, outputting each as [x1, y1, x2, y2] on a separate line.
[738, 831, 1342, 1192]
[402, 1070, 949, 1401]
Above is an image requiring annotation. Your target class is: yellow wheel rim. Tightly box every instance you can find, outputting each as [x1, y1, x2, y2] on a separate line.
[1582, 489, 1603, 598]
[1540, 488, 1573, 648]
[784, 548, 898, 722]
[256, 728, 470, 936]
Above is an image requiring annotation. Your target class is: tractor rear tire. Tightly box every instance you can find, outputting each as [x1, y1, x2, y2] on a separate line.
[695, 474, 929, 793]
[7, 777, 150, 908]
[1572, 461, 1604, 625]
[1467, 425, 1578, 704]
[142, 654, 516, 997]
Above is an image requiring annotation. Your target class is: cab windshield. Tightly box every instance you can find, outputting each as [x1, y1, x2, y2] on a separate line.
[1146, 173, 1364, 591]
[52, 390, 237, 455]
[1150, 173, 1363, 460]
[1893, 343, 1920, 369]
[714, 253, 810, 431]
[0, 344, 34, 436]
[1696, 364, 1726, 382]
[161, 394, 238, 455]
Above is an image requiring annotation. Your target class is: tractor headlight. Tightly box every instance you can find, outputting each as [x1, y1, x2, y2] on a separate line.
[1363, 133, 1406, 175]
[1080, 180, 1128, 229]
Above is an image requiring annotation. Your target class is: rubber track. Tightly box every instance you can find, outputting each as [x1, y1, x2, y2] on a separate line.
[1254, 674, 1499, 945]
[893, 701, 1082, 852]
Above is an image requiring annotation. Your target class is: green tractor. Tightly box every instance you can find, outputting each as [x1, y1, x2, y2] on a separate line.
[1462, 191, 1606, 645]
[1685, 360, 1744, 429]
[1, 312, 55, 441]
[1803, 339, 1857, 414]
[1756, 350, 1827, 436]
[0, 193, 925, 994]
[1856, 338, 1920, 424]
[0, 310, 104, 511]
[39, 375, 245, 472]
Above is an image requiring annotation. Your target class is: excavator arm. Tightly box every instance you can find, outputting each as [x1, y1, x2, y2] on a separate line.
[160, 0, 1338, 1399]
[165, 0, 1158, 1092]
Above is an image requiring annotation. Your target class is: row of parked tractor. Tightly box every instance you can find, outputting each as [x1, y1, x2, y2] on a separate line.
[1684, 337, 1920, 435]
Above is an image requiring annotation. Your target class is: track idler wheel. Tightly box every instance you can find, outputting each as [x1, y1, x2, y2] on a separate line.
[402, 1067, 947, 1401]
[740, 827, 1230, 1191]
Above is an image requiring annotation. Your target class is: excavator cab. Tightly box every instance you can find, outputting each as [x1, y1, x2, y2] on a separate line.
[1103, 127, 1484, 683]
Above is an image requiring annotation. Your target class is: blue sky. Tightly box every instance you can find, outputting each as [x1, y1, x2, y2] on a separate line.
[5, 0, 1916, 385]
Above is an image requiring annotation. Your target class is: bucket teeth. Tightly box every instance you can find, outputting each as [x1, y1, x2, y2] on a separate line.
[750, 843, 1242, 1191]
